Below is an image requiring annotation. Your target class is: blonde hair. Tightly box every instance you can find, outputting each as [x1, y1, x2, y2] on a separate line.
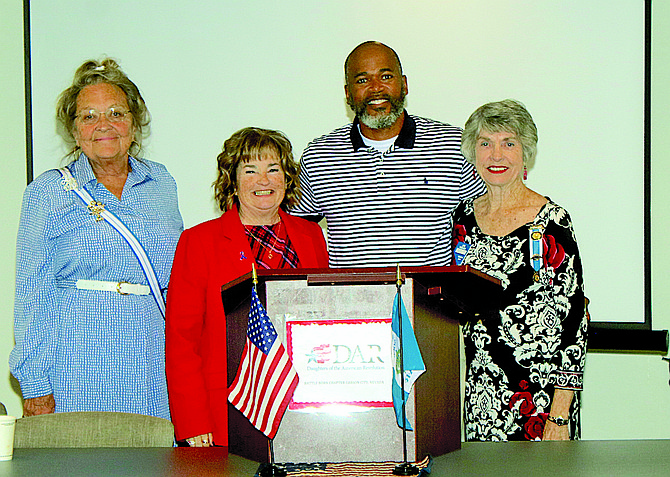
[56, 57, 150, 158]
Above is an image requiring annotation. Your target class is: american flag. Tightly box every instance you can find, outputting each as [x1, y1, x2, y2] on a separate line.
[228, 286, 299, 439]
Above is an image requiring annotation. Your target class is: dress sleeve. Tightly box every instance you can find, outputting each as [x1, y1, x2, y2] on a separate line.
[9, 182, 59, 399]
[165, 227, 214, 440]
[155, 163, 184, 236]
[157, 169, 184, 289]
[544, 209, 589, 391]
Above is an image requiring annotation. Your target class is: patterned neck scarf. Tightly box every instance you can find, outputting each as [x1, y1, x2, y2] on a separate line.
[244, 220, 300, 270]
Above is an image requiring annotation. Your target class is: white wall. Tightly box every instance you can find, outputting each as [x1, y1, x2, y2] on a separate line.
[0, 0, 28, 416]
[28, 0, 646, 327]
[0, 0, 668, 439]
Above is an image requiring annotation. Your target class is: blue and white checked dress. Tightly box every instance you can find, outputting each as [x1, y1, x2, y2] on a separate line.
[10, 154, 183, 419]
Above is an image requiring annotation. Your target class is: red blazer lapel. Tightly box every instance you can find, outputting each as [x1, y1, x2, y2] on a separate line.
[280, 209, 320, 267]
[218, 206, 254, 276]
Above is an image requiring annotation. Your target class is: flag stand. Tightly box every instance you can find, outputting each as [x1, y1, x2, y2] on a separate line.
[393, 265, 420, 476]
[258, 439, 287, 477]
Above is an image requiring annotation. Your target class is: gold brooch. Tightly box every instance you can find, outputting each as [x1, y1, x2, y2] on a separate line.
[87, 201, 105, 221]
[60, 176, 78, 191]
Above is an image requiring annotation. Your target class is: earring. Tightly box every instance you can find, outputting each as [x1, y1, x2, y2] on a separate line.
[523, 165, 528, 180]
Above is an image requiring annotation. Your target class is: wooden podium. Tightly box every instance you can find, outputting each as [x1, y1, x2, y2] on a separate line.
[222, 266, 500, 463]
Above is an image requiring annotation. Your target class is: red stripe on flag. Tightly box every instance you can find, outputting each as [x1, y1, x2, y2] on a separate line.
[235, 343, 265, 415]
[248, 346, 274, 425]
[245, 346, 267, 417]
[256, 346, 290, 432]
[267, 369, 299, 438]
[228, 341, 251, 406]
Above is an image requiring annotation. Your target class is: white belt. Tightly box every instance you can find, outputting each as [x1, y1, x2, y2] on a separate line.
[75, 279, 151, 296]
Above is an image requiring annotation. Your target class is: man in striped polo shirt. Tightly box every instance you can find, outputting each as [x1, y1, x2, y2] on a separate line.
[291, 41, 485, 268]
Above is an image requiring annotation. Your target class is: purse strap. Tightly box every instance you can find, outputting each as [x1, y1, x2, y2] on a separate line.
[58, 167, 166, 318]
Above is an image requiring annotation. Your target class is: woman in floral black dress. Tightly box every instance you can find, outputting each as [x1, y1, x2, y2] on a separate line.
[453, 100, 589, 441]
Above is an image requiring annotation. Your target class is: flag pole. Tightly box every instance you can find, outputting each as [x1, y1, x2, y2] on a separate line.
[393, 264, 419, 476]
[253, 263, 288, 477]
[263, 439, 287, 477]
[397, 264, 409, 458]
[260, 439, 286, 477]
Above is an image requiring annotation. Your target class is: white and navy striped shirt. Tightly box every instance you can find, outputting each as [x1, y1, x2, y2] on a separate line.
[291, 113, 485, 268]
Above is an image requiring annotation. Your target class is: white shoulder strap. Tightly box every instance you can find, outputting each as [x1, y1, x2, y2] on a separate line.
[58, 167, 166, 318]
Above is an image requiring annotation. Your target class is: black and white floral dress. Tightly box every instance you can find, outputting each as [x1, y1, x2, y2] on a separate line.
[452, 197, 588, 441]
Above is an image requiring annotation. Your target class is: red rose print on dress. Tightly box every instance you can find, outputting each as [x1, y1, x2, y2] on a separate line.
[524, 413, 549, 441]
[453, 224, 467, 251]
[509, 391, 536, 417]
[543, 234, 565, 269]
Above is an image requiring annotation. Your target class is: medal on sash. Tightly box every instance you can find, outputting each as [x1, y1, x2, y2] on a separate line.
[529, 225, 544, 282]
[453, 241, 471, 266]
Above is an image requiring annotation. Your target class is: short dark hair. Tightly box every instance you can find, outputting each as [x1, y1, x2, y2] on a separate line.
[344, 41, 403, 81]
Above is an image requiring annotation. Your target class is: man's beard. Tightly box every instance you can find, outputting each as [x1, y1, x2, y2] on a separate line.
[348, 91, 406, 130]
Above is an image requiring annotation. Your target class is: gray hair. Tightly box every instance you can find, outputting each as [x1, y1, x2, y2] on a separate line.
[56, 57, 150, 159]
[461, 99, 538, 166]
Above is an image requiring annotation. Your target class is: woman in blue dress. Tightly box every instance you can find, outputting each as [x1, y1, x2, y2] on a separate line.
[10, 58, 183, 419]
[452, 100, 588, 441]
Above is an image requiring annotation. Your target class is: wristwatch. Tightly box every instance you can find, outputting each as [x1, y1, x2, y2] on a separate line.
[547, 415, 570, 426]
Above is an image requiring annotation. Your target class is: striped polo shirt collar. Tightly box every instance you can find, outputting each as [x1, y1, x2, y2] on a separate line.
[349, 110, 416, 151]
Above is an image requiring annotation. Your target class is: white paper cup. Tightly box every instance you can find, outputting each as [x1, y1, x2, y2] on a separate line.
[0, 416, 16, 461]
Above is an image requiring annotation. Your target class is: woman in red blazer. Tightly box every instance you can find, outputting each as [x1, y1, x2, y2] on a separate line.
[165, 128, 328, 447]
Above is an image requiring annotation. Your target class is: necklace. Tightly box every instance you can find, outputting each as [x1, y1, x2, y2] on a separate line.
[244, 221, 282, 259]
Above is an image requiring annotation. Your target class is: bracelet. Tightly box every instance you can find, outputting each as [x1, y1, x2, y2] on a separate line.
[547, 415, 570, 426]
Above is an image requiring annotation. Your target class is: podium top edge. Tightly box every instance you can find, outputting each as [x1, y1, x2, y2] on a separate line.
[221, 265, 500, 293]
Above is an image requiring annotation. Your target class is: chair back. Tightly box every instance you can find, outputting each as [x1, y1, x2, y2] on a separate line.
[14, 412, 174, 448]
[0, 402, 6, 415]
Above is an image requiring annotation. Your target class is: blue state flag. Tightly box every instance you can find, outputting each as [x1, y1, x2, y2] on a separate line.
[391, 290, 426, 430]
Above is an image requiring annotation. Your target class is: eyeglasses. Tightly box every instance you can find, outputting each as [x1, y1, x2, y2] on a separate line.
[75, 107, 131, 125]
